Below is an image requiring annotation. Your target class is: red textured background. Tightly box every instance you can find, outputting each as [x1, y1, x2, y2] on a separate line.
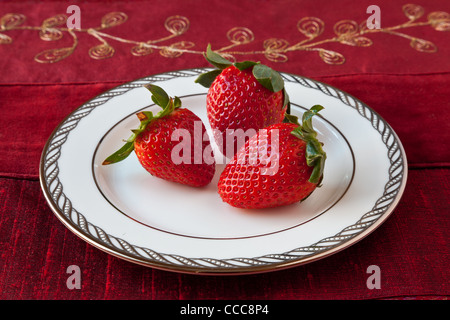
[0, 0, 449, 300]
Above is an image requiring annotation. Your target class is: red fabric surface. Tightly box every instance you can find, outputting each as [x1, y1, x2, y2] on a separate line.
[0, 0, 449, 300]
[1, 0, 449, 84]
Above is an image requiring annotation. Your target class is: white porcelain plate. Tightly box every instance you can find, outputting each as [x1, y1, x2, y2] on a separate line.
[40, 69, 407, 275]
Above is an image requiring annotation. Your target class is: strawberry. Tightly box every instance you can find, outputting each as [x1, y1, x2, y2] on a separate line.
[217, 105, 326, 209]
[103, 84, 215, 187]
[195, 44, 289, 159]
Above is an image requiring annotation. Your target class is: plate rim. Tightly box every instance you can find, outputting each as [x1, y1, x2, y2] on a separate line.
[39, 68, 408, 275]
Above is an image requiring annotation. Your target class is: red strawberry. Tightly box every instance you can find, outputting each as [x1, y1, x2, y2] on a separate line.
[103, 84, 215, 187]
[217, 105, 326, 209]
[195, 44, 289, 159]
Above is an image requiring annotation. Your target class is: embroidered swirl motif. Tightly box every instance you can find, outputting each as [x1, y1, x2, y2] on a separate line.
[39, 14, 67, 41]
[0, 4, 448, 64]
[164, 15, 189, 36]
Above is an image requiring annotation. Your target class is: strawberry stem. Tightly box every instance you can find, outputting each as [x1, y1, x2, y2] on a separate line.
[102, 84, 181, 165]
[288, 105, 326, 184]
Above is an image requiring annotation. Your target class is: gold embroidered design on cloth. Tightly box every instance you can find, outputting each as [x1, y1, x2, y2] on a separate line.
[0, 4, 448, 64]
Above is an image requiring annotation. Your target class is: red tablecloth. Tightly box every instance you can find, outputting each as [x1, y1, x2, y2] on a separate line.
[0, 0, 449, 300]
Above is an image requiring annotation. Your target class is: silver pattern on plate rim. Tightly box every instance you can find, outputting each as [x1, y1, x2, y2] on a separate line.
[39, 68, 407, 274]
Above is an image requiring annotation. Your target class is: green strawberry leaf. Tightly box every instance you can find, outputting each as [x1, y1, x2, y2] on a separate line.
[102, 84, 180, 165]
[283, 113, 299, 124]
[252, 64, 284, 93]
[194, 69, 222, 88]
[173, 96, 182, 109]
[283, 87, 290, 110]
[102, 141, 135, 165]
[146, 84, 169, 109]
[204, 43, 233, 70]
[289, 105, 326, 184]
[234, 60, 259, 71]
[252, 64, 273, 90]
